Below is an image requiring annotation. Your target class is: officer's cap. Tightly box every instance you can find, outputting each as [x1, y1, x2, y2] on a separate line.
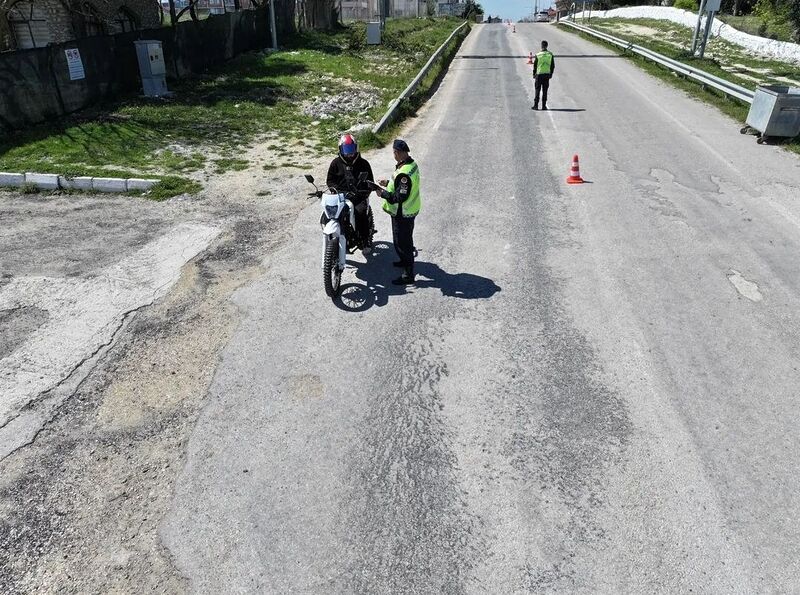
[392, 139, 410, 152]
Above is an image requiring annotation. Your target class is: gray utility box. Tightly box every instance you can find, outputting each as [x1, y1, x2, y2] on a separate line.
[746, 85, 800, 138]
[134, 40, 169, 97]
[367, 22, 381, 45]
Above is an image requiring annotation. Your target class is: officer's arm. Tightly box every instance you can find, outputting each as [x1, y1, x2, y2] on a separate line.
[382, 173, 412, 204]
[550, 55, 555, 75]
[532, 56, 538, 76]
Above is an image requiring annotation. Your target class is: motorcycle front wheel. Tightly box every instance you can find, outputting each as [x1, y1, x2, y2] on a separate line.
[323, 236, 342, 297]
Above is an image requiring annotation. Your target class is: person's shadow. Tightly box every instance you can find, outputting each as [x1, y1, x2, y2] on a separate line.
[335, 242, 501, 311]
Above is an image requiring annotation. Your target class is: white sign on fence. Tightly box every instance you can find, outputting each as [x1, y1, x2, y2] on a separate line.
[704, 0, 722, 12]
[65, 48, 85, 81]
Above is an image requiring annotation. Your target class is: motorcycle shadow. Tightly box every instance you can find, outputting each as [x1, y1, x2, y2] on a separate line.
[335, 242, 501, 312]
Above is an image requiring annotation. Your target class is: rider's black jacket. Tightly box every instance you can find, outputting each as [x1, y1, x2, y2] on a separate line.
[326, 155, 374, 204]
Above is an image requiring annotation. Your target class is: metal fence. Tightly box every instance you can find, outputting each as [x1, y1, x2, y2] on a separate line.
[561, 19, 755, 104]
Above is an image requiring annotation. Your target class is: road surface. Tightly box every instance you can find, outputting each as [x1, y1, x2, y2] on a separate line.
[159, 23, 800, 593]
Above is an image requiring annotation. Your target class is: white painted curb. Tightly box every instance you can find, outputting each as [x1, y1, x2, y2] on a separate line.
[58, 175, 93, 190]
[0, 172, 159, 193]
[25, 173, 59, 190]
[93, 177, 128, 193]
[0, 172, 25, 187]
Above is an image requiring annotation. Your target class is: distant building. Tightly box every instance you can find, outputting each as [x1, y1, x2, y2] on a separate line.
[1, 0, 160, 51]
[338, 0, 425, 20]
[437, 1, 465, 17]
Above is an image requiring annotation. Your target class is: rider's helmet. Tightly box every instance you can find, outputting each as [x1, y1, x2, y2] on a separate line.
[338, 134, 359, 164]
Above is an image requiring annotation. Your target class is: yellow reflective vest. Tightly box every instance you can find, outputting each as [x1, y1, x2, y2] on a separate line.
[383, 160, 421, 217]
[536, 50, 554, 75]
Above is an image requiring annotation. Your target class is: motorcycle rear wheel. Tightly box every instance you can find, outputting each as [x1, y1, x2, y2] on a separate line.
[323, 237, 342, 297]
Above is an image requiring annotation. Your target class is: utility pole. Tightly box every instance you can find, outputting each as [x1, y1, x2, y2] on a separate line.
[269, 0, 278, 50]
[691, 0, 720, 58]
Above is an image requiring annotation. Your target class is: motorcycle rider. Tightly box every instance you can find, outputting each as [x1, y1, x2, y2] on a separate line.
[326, 133, 375, 253]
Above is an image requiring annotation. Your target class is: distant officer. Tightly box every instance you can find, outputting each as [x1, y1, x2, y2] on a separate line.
[373, 139, 421, 286]
[532, 40, 555, 111]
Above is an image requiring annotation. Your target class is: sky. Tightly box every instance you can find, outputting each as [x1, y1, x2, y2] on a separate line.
[481, 0, 554, 20]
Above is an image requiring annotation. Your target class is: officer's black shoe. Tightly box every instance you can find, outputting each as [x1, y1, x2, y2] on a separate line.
[542, 105, 548, 111]
[392, 261, 404, 267]
[532, 104, 539, 110]
[392, 273, 415, 285]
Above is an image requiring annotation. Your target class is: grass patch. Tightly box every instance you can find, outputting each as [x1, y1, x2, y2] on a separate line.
[0, 17, 466, 196]
[559, 20, 800, 154]
[717, 14, 795, 42]
[147, 176, 203, 201]
[213, 157, 250, 173]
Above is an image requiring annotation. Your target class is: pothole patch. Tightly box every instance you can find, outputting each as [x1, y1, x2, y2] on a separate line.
[727, 269, 763, 302]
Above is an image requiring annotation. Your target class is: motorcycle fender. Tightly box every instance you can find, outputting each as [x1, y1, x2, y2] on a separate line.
[322, 220, 340, 236]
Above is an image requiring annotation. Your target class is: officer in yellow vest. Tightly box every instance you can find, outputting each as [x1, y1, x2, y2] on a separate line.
[374, 139, 421, 286]
[532, 40, 555, 111]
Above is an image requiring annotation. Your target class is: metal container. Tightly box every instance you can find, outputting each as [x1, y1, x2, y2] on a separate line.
[745, 85, 800, 138]
[367, 22, 381, 45]
[134, 40, 169, 97]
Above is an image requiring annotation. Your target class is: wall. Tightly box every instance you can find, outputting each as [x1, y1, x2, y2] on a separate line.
[0, 7, 283, 132]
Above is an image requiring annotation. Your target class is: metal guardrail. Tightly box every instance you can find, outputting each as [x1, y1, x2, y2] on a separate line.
[561, 20, 755, 104]
[372, 21, 470, 134]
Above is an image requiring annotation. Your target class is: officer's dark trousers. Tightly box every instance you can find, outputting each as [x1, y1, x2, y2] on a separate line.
[391, 215, 416, 275]
[534, 74, 551, 107]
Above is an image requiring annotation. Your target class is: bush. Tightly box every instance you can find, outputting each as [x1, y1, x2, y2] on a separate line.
[674, 0, 699, 11]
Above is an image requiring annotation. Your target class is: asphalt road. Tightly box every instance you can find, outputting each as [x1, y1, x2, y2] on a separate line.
[161, 23, 800, 592]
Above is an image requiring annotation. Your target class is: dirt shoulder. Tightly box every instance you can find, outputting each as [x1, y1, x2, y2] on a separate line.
[0, 162, 316, 592]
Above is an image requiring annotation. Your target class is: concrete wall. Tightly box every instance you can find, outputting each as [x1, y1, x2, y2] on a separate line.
[0, 0, 161, 51]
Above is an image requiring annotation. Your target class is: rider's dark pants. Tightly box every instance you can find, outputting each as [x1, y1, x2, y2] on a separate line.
[352, 198, 370, 244]
[391, 215, 415, 275]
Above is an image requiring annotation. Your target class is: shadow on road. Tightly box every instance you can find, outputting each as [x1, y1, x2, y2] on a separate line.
[334, 242, 501, 311]
[457, 54, 622, 59]
[535, 108, 586, 112]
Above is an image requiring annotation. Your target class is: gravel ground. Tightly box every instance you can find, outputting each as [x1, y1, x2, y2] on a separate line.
[0, 157, 328, 592]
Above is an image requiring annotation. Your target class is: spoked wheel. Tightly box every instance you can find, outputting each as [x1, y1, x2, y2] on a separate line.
[323, 237, 343, 297]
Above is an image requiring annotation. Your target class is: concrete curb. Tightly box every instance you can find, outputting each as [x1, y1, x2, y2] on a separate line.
[0, 172, 159, 193]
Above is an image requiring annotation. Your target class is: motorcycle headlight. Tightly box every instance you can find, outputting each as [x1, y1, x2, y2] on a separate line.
[325, 205, 338, 219]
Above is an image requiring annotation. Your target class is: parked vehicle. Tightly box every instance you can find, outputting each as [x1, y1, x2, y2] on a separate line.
[534, 11, 550, 22]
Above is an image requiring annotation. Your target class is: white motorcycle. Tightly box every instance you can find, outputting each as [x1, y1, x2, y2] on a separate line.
[305, 173, 375, 298]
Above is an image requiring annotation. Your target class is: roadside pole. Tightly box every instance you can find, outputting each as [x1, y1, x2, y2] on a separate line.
[269, 0, 278, 50]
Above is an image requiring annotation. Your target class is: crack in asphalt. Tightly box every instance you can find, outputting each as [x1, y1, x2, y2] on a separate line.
[0, 302, 150, 460]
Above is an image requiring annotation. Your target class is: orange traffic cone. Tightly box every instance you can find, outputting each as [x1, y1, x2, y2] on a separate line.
[566, 154, 584, 184]
[527, 52, 533, 64]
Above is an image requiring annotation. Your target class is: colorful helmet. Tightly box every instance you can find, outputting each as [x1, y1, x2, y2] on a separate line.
[338, 133, 359, 163]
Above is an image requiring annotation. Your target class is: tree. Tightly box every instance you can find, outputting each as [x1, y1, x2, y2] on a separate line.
[462, 0, 484, 21]
[298, 0, 337, 30]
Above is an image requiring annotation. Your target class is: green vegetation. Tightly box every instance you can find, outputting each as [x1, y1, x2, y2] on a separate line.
[673, 0, 698, 11]
[583, 18, 800, 88]
[213, 157, 250, 174]
[558, 21, 800, 153]
[19, 182, 40, 195]
[148, 176, 203, 201]
[0, 17, 467, 198]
